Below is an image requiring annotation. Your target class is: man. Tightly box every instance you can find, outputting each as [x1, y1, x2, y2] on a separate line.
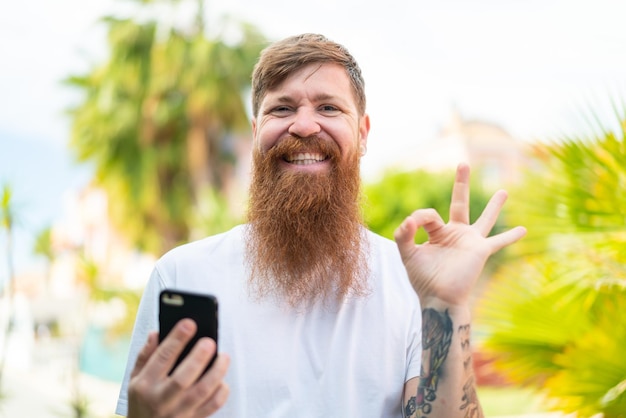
[115, 33, 526, 417]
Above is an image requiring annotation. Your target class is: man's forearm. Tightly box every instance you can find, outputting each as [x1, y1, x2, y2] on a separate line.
[414, 304, 484, 417]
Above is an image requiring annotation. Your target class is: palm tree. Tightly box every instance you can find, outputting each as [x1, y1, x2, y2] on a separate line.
[0, 184, 16, 393]
[66, 1, 265, 256]
[33, 226, 54, 291]
[0, 185, 15, 298]
[476, 106, 626, 416]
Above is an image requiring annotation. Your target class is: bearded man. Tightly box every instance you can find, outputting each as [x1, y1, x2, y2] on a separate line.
[116, 33, 526, 418]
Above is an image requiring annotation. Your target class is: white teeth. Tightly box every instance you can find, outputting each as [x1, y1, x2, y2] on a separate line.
[288, 153, 326, 165]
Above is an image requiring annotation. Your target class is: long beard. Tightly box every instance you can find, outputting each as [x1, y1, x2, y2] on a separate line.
[245, 136, 370, 308]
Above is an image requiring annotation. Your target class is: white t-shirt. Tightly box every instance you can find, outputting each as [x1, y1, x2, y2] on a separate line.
[116, 225, 421, 417]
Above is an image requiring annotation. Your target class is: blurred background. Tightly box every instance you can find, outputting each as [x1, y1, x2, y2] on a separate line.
[1, 0, 626, 416]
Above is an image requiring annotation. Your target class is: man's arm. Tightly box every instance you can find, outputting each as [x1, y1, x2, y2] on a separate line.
[395, 163, 526, 418]
[402, 305, 482, 418]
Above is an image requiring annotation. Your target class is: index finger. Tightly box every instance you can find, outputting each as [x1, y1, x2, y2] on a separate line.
[449, 163, 470, 224]
[142, 318, 196, 381]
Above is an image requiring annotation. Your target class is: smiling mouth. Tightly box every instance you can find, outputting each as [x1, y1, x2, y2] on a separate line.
[284, 152, 329, 165]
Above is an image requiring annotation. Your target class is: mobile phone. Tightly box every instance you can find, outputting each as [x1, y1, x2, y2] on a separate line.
[158, 289, 219, 376]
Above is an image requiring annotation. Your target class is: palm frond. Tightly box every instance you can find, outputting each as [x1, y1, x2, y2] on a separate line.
[478, 101, 626, 416]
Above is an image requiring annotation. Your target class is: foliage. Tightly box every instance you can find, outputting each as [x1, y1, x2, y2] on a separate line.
[66, 1, 266, 256]
[189, 187, 244, 240]
[0, 185, 15, 295]
[477, 105, 626, 416]
[33, 226, 54, 263]
[74, 252, 142, 338]
[0, 185, 13, 233]
[477, 386, 545, 415]
[0, 183, 16, 394]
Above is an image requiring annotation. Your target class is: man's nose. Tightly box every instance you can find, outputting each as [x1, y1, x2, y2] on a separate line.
[288, 108, 321, 138]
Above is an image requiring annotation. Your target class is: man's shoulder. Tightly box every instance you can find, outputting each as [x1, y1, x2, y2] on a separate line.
[160, 224, 246, 263]
[365, 229, 399, 254]
[365, 229, 409, 277]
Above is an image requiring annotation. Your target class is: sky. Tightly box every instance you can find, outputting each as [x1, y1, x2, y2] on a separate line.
[2, 0, 626, 276]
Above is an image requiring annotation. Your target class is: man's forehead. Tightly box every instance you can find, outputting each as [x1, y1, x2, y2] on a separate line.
[262, 63, 355, 104]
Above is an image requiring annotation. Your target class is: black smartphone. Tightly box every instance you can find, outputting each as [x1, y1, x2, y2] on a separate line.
[158, 289, 219, 376]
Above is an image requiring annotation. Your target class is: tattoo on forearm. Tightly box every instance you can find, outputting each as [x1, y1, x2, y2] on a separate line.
[404, 396, 417, 417]
[459, 324, 471, 352]
[459, 324, 472, 371]
[458, 323, 481, 418]
[404, 314, 483, 417]
[413, 308, 453, 416]
[460, 376, 480, 418]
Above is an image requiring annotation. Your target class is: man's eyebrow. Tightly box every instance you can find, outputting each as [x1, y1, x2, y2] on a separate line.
[269, 93, 345, 104]
[258, 95, 292, 112]
[272, 95, 295, 104]
[262, 92, 350, 112]
[313, 93, 343, 103]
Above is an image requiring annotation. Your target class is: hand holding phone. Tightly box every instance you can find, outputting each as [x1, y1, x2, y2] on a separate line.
[127, 294, 229, 417]
[159, 289, 219, 376]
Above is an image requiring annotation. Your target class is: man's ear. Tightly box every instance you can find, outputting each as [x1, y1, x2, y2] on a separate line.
[359, 114, 371, 155]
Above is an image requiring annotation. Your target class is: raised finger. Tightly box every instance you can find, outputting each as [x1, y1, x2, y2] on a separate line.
[473, 189, 508, 236]
[449, 163, 470, 224]
[486, 226, 527, 254]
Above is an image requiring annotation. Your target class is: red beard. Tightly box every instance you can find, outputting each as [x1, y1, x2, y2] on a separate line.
[245, 136, 370, 308]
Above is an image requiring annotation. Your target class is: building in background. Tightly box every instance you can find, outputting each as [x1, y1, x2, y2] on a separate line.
[399, 109, 530, 190]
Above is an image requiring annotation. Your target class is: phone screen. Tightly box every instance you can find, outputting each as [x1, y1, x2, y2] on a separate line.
[158, 289, 219, 375]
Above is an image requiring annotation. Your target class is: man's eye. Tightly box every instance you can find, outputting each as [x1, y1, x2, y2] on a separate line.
[319, 105, 340, 113]
[270, 106, 292, 115]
